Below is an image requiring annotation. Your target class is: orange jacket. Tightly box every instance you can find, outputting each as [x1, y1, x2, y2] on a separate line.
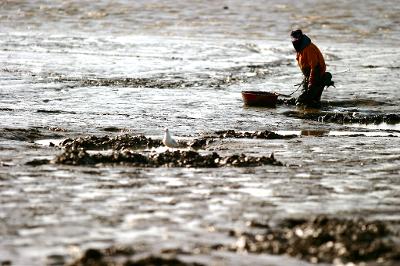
[296, 42, 326, 86]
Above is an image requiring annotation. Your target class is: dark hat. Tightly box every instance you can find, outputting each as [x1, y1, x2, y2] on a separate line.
[290, 29, 303, 41]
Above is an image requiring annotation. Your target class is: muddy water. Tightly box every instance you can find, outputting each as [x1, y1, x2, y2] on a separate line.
[1, 0, 400, 265]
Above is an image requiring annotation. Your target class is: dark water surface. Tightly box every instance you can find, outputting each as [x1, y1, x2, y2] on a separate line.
[1, 1, 400, 265]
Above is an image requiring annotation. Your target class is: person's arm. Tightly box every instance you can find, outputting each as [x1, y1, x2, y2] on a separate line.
[298, 52, 310, 83]
[297, 49, 311, 87]
[307, 52, 319, 88]
[306, 44, 325, 88]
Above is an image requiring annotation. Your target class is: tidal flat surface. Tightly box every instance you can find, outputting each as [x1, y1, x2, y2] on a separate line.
[0, 1, 400, 265]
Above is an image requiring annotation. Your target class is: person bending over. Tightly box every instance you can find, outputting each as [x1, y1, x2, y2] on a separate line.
[291, 29, 334, 107]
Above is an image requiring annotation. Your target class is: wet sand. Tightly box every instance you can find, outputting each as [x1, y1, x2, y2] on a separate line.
[1, 0, 400, 265]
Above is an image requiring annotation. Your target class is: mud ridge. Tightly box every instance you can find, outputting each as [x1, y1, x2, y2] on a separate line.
[60, 130, 294, 152]
[48, 60, 290, 90]
[214, 130, 297, 139]
[55, 149, 283, 167]
[227, 215, 400, 265]
[52, 75, 232, 89]
[78, 77, 196, 89]
[190, 130, 296, 149]
[284, 111, 400, 125]
[189, 130, 296, 150]
[0, 127, 63, 142]
[67, 248, 204, 266]
[36, 109, 77, 114]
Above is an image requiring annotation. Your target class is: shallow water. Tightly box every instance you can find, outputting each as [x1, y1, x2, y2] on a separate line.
[1, 0, 400, 265]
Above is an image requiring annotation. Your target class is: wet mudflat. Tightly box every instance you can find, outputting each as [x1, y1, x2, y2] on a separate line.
[1, 0, 400, 265]
[65, 215, 400, 266]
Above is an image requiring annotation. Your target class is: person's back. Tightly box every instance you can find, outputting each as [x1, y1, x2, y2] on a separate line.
[297, 42, 326, 85]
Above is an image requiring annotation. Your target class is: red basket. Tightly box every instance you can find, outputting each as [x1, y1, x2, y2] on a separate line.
[241, 91, 278, 107]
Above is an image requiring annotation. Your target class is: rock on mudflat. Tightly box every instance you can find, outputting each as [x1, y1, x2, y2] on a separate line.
[229, 215, 400, 265]
[214, 130, 296, 139]
[60, 134, 164, 150]
[60, 131, 294, 152]
[55, 149, 283, 168]
[54, 133, 289, 167]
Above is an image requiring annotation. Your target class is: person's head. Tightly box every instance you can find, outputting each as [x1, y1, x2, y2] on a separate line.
[290, 29, 310, 52]
[290, 29, 303, 42]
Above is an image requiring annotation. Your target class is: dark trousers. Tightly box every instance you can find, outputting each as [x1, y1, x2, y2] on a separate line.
[296, 77, 324, 106]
